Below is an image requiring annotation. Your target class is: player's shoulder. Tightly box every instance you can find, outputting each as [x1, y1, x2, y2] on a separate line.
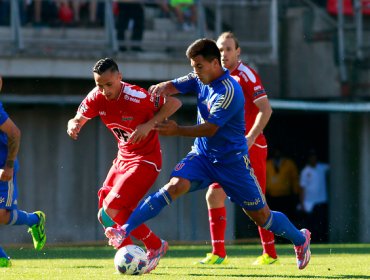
[234, 62, 261, 84]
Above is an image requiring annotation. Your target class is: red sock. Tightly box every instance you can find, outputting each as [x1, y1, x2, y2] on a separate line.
[258, 226, 277, 259]
[114, 209, 161, 250]
[209, 207, 227, 258]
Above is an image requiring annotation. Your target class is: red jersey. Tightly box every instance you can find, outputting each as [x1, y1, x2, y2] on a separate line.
[77, 81, 164, 167]
[231, 61, 267, 148]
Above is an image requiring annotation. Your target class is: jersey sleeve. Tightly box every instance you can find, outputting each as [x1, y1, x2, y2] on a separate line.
[238, 64, 267, 102]
[0, 103, 9, 126]
[77, 88, 99, 119]
[172, 72, 199, 94]
[208, 83, 244, 127]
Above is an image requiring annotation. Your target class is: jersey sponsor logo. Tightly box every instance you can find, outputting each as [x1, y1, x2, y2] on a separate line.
[99, 111, 106, 116]
[107, 191, 120, 199]
[243, 198, 261, 207]
[124, 94, 140, 103]
[0, 197, 4, 204]
[254, 85, 262, 91]
[253, 89, 266, 97]
[124, 87, 147, 99]
[107, 123, 133, 143]
[174, 162, 185, 171]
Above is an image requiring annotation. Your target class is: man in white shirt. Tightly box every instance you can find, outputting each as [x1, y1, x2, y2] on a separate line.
[299, 149, 329, 242]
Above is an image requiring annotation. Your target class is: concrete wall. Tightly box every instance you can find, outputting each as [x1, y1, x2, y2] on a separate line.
[0, 105, 235, 245]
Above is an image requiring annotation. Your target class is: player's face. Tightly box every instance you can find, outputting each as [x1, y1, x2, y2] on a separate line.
[94, 70, 122, 100]
[190, 55, 219, 85]
[216, 37, 240, 71]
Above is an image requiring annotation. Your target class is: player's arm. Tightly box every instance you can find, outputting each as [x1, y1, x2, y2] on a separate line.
[155, 120, 219, 137]
[246, 96, 272, 149]
[148, 81, 179, 97]
[67, 113, 89, 140]
[0, 118, 20, 181]
[129, 96, 182, 144]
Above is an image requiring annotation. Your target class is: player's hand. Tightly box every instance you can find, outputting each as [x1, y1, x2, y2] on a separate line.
[67, 119, 81, 140]
[0, 168, 13, 182]
[128, 123, 152, 144]
[148, 82, 170, 98]
[246, 135, 256, 150]
[154, 119, 178, 136]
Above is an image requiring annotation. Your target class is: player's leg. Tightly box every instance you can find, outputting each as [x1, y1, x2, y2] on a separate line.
[217, 155, 311, 269]
[99, 160, 164, 250]
[249, 145, 278, 265]
[198, 183, 229, 265]
[0, 179, 46, 251]
[107, 153, 212, 240]
[0, 246, 11, 267]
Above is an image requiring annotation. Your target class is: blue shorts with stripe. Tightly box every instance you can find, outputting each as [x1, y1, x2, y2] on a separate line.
[0, 174, 18, 210]
[171, 152, 266, 211]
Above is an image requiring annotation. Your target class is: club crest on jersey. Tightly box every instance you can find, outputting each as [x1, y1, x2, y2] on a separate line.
[174, 162, 185, 171]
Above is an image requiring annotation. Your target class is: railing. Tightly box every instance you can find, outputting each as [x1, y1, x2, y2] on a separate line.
[1, 0, 278, 63]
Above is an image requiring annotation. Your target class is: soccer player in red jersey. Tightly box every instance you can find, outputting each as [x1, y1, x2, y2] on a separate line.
[198, 32, 278, 265]
[67, 58, 182, 272]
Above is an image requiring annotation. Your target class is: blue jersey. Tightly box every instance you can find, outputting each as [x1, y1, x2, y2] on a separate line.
[172, 70, 248, 164]
[0, 102, 19, 171]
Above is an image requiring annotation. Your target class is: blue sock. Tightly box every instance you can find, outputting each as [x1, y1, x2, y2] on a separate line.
[0, 247, 8, 258]
[7, 210, 39, 227]
[125, 188, 172, 235]
[263, 211, 305, 246]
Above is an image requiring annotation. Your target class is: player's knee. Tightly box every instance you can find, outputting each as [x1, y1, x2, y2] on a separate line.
[165, 177, 190, 200]
[97, 208, 115, 228]
[206, 187, 226, 208]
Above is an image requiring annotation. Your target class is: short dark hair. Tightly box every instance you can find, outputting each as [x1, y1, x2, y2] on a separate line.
[186, 38, 221, 64]
[93, 58, 119, 75]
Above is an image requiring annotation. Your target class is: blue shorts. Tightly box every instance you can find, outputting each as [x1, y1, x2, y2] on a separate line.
[171, 152, 266, 210]
[0, 175, 18, 210]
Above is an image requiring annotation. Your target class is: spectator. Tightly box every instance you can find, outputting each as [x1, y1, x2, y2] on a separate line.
[169, 0, 197, 31]
[25, 0, 58, 27]
[266, 147, 300, 222]
[115, 0, 145, 52]
[299, 149, 329, 242]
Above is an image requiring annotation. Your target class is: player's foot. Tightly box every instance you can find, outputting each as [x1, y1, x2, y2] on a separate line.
[104, 226, 126, 249]
[197, 253, 229, 265]
[294, 229, 311, 270]
[0, 257, 11, 268]
[252, 253, 279, 265]
[145, 239, 168, 273]
[28, 211, 46, 251]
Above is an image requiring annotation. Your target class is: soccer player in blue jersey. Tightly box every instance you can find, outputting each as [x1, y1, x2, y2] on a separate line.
[105, 38, 311, 270]
[0, 76, 46, 268]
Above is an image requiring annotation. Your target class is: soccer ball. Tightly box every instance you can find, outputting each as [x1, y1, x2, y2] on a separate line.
[114, 245, 148, 275]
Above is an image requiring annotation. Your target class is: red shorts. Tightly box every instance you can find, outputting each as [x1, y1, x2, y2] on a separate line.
[98, 158, 160, 211]
[210, 144, 267, 193]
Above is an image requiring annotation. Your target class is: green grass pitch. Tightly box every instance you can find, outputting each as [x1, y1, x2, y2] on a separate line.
[1, 243, 370, 279]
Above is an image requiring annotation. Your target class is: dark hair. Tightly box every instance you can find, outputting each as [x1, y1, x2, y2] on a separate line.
[217, 31, 240, 49]
[186, 38, 221, 64]
[93, 58, 119, 75]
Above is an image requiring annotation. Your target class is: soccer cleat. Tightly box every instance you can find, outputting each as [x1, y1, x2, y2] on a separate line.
[145, 239, 169, 273]
[294, 228, 311, 270]
[252, 253, 279, 265]
[198, 253, 229, 265]
[28, 211, 46, 251]
[105, 226, 126, 249]
[0, 257, 11, 268]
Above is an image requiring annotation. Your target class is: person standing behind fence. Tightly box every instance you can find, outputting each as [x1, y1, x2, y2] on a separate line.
[0, 76, 46, 268]
[115, 0, 145, 52]
[299, 149, 329, 242]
